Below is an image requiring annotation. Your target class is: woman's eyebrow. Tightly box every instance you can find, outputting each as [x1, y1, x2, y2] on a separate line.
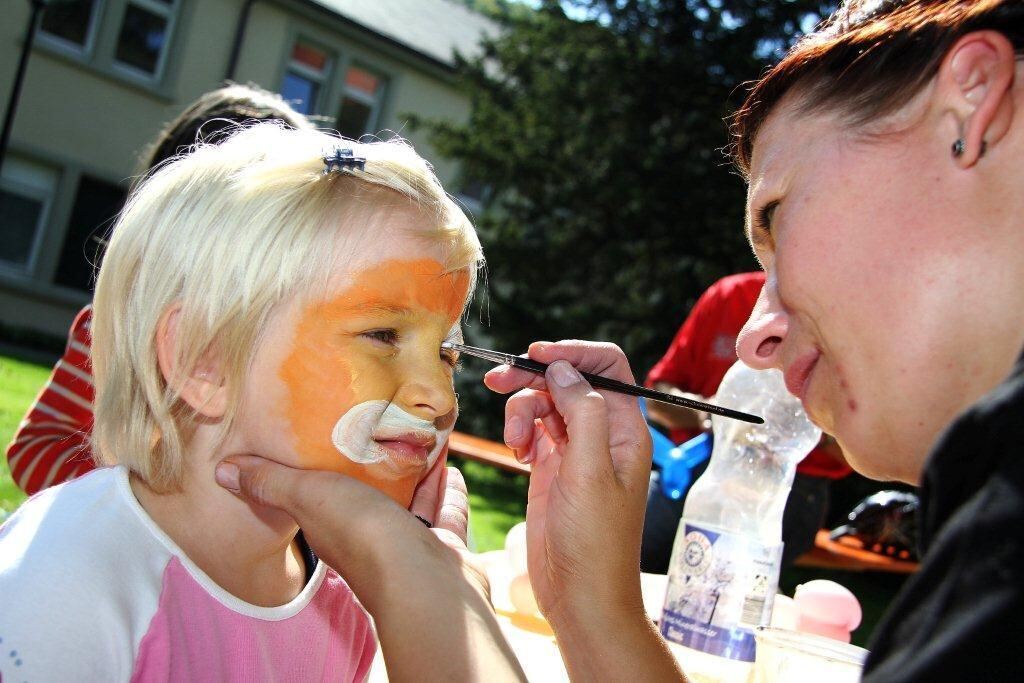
[444, 327, 465, 345]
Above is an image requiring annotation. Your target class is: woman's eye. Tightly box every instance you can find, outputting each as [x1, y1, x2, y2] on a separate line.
[756, 201, 779, 236]
[363, 329, 399, 345]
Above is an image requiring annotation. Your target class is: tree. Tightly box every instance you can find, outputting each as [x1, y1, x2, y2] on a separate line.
[415, 0, 833, 439]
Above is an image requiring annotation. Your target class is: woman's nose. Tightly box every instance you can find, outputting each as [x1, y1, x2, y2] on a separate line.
[736, 281, 788, 371]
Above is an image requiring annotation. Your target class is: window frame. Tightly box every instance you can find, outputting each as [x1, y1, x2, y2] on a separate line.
[279, 37, 334, 116]
[110, 0, 181, 82]
[0, 160, 59, 276]
[336, 61, 388, 138]
[278, 34, 391, 137]
[36, 0, 107, 60]
[34, 0, 185, 92]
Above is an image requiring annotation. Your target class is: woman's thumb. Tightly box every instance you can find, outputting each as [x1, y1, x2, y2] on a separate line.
[216, 454, 303, 513]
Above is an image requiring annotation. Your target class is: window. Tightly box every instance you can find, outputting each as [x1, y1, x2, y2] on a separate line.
[114, 0, 179, 77]
[54, 176, 127, 292]
[39, 0, 104, 53]
[38, 0, 181, 83]
[336, 66, 385, 138]
[0, 158, 59, 272]
[281, 41, 331, 115]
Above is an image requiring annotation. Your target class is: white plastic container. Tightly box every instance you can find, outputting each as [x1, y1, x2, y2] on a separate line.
[751, 627, 868, 683]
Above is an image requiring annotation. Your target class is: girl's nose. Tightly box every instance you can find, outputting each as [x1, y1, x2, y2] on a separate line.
[394, 366, 456, 423]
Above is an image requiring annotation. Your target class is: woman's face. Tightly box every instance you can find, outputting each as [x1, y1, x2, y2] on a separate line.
[735, 98, 1001, 483]
[238, 206, 470, 506]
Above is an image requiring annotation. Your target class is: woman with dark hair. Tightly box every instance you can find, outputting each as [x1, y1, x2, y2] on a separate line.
[219, 1, 1024, 680]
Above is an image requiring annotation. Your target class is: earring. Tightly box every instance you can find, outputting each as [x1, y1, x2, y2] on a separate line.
[952, 139, 988, 159]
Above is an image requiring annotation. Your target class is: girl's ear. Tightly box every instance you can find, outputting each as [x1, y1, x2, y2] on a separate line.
[156, 304, 229, 418]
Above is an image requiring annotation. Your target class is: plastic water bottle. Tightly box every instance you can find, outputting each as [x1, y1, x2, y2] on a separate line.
[659, 362, 822, 682]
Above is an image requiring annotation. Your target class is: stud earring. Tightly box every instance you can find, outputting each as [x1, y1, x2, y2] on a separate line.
[952, 139, 988, 159]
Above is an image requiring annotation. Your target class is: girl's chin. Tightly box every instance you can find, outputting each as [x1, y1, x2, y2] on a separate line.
[346, 465, 423, 507]
[377, 479, 418, 508]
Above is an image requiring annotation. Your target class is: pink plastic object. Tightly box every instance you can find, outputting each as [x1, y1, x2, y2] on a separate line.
[793, 580, 862, 643]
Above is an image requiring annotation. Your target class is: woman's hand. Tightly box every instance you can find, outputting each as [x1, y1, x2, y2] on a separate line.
[214, 451, 525, 682]
[485, 341, 652, 623]
[484, 340, 683, 682]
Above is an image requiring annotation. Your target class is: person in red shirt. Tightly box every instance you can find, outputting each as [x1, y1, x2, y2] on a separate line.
[5, 84, 311, 495]
[641, 271, 851, 572]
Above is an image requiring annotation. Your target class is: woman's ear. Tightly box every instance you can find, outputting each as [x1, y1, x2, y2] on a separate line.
[936, 30, 1017, 168]
[156, 304, 229, 419]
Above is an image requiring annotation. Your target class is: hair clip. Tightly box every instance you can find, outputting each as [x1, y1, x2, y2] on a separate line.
[323, 147, 366, 175]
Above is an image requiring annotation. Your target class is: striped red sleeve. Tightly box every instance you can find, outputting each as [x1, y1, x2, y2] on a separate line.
[5, 305, 97, 495]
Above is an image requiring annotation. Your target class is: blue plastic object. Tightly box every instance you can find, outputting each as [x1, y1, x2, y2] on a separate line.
[659, 433, 712, 500]
[641, 399, 714, 501]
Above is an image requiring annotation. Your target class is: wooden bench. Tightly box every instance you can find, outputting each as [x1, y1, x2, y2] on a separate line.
[448, 431, 530, 475]
[795, 529, 919, 574]
[448, 431, 919, 573]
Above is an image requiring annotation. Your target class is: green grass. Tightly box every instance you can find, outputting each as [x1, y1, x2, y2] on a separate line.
[450, 456, 527, 552]
[0, 355, 51, 514]
[0, 354, 528, 546]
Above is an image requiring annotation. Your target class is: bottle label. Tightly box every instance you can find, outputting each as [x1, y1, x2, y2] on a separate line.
[659, 523, 783, 662]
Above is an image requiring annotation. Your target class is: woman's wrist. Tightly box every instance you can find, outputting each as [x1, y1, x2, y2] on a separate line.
[548, 596, 681, 681]
[546, 588, 646, 645]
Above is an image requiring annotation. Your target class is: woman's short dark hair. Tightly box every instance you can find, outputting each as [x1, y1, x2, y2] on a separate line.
[138, 82, 311, 173]
[730, 0, 1024, 177]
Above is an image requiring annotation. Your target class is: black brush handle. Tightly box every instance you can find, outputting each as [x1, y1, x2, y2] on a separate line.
[508, 356, 763, 425]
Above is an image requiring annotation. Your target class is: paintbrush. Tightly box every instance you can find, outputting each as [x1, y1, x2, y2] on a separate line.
[443, 341, 764, 425]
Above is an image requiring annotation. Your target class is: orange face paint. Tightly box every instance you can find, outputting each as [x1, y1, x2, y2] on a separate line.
[279, 258, 470, 506]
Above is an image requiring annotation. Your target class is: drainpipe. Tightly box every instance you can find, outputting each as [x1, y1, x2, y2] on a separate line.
[0, 0, 47, 177]
[225, 0, 257, 82]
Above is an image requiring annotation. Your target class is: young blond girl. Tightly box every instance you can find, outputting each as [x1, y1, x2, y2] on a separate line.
[0, 122, 486, 680]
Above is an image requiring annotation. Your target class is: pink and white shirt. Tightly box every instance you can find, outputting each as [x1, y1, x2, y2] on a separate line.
[0, 467, 377, 682]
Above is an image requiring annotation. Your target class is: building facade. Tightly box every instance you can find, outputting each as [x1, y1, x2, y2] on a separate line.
[0, 0, 496, 338]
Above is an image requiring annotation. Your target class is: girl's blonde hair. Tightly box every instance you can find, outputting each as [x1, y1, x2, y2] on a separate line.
[92, 123, 482, 492]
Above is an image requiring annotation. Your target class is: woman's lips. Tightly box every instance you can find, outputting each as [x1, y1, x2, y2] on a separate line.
[784, 351, 820, 401]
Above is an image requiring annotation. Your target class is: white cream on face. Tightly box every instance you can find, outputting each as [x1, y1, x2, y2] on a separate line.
[330, 399, 453, 472]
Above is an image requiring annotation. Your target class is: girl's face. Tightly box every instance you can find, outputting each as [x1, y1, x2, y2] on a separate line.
[239, 208, 471, 506]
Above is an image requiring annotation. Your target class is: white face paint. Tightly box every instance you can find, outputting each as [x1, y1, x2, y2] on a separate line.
[331, 400, 453, 473]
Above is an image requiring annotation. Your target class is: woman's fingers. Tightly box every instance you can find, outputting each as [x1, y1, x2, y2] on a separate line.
[484, 340, 638, 395]
[215, 454, 407, 575]
[217, 454, 314, 516]
[542, 361, 614, 483]
[410, 448, 448, 526]
[434, 467, 470, 545]
[530, 340, 636, 384]
[504, 388, 567, 460]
